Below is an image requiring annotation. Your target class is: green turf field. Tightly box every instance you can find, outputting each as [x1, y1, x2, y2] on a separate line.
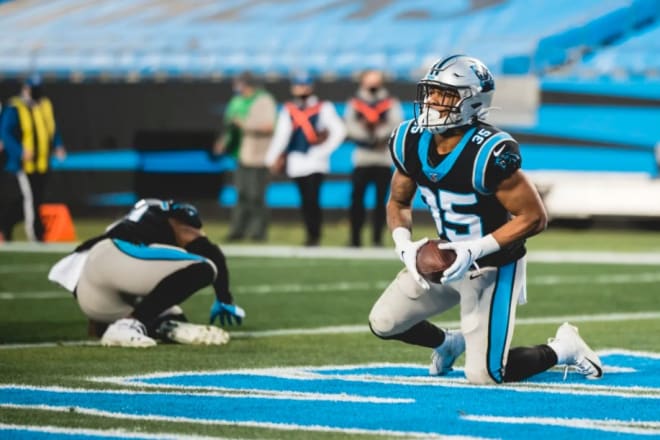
[1, 222, 659, 439]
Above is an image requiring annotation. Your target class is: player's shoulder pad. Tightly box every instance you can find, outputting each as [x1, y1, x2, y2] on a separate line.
[389, 119, 418, 175]
[471, 125, 519, 194]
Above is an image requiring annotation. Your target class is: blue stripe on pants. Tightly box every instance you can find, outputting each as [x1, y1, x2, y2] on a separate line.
[487, 261, 517, 383]
[112, 239, 205, 262]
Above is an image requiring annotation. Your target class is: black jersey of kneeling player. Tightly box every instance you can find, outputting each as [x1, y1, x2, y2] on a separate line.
[75, 199, 202, 252]
[389, 120, 525, 268]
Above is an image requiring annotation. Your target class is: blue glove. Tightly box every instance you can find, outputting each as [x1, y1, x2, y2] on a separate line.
[209, 300, 246, 326]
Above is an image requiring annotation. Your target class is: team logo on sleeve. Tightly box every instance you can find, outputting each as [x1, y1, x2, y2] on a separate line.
[494, 151, 520, 171]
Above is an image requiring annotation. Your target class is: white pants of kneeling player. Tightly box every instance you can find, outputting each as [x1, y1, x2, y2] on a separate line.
[76, 239, 202, 323]
[369, 258, 527, 384]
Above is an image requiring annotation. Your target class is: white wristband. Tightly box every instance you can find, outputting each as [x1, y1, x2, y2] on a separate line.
[392, 227, 412, 246]
[476, 234, 501, 257]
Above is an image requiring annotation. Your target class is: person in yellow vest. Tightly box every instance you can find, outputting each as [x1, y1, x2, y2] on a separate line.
[344, 70, 403, 247]
[0, 74, 66, 241]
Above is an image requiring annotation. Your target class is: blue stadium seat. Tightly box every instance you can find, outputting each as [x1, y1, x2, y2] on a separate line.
[1, 0, 653, 79]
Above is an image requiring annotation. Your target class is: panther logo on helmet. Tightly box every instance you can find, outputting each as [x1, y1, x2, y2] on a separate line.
[414, 55, 495, 134]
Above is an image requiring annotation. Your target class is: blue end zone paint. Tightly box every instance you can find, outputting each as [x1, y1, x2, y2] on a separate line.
[1, 352, 658, 439]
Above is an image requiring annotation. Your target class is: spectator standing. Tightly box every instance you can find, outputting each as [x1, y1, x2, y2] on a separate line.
[265, 73, 346, 246]
[344, 70, 403, 247]
[0, 74, 66, 241]
[214, 72, 277, 242]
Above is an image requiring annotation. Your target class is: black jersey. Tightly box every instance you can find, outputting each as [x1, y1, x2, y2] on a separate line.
[389, 119, 525, 267]
[75, 199, 202, 252]
[106, 200, 178, 245]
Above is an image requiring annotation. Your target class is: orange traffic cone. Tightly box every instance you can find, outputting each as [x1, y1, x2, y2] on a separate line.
[39, 203, 77, 242]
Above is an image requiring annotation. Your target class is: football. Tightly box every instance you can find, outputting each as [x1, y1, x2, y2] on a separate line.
[416, 239, 457, 284]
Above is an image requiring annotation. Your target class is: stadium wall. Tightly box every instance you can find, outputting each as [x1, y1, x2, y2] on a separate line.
[1, 78, 658, 224]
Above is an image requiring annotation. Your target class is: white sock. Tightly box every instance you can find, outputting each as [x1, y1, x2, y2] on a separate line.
[547, 339, 571, 365]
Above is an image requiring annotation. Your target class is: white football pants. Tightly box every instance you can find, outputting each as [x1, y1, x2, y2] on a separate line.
[369, 257, 527, 384]
[76, 238, 213, 323]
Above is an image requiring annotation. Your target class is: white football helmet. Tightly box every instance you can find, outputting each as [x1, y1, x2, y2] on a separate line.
[415, 55, 495, 134]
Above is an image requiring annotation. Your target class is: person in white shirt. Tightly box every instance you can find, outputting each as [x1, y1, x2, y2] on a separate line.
[265, 73, 346, 246]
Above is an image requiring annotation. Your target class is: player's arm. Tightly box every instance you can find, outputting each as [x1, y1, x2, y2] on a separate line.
[387, 169, 416, 232]
[387, 169, 431, 289]
[439, 139, 545, 284]
[168, 216, 245, 326]
[491, 170, 548, 246]
[168, 217, 232, 303]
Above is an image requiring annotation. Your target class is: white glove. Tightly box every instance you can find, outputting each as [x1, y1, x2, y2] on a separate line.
[438, 234, 501, 284]
[392, 227, 430, 290]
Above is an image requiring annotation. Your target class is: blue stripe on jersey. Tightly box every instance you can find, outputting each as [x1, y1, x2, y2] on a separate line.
[419, 127, 476, 182]
[393, 120, 413, 174]
[472, 132, 514, 195]
[487, 261, 517, 383]
[112, 239, 205, 262]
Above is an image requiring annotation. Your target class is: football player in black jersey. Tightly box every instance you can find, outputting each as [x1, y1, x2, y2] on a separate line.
[368, 55, 602, 384]
[49, 199, 244, 347]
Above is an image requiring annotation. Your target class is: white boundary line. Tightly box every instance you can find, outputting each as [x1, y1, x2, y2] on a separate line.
[0, 422, 237, 440]
[0, 383, 410, 404]
[3, 270, 660, 300]
[460, 415, 660, 436]
[2, 311, 660, 349]
[2, 242, 660, 265]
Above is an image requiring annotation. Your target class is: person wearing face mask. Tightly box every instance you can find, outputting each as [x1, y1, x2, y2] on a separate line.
[265, 72, 346, 246]
[344, 69, 403, 247]
[0, 74, 66, 242]
[214, 71, 277, 242]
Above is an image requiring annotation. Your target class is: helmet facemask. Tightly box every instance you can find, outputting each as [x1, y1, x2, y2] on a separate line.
[414, 83, 472, 134]
[414, 55, 495, 134]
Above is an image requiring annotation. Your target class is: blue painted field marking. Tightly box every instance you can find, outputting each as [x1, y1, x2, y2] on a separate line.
[1, 351, 658, 439]
[119, 351, 659, 395]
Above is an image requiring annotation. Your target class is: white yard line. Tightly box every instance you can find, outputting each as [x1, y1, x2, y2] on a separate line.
[2, 311, 659, 349]
[2, 242, 660, 265]
[230, 311, 660, 339]
[460, 415, 660, 436]
[6, 269, 660, 299]
[0, 422, 239, 440]
[3, 269, 660, 301]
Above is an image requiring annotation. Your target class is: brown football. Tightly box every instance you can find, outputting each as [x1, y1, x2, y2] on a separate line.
[416, 239, 457, 284]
